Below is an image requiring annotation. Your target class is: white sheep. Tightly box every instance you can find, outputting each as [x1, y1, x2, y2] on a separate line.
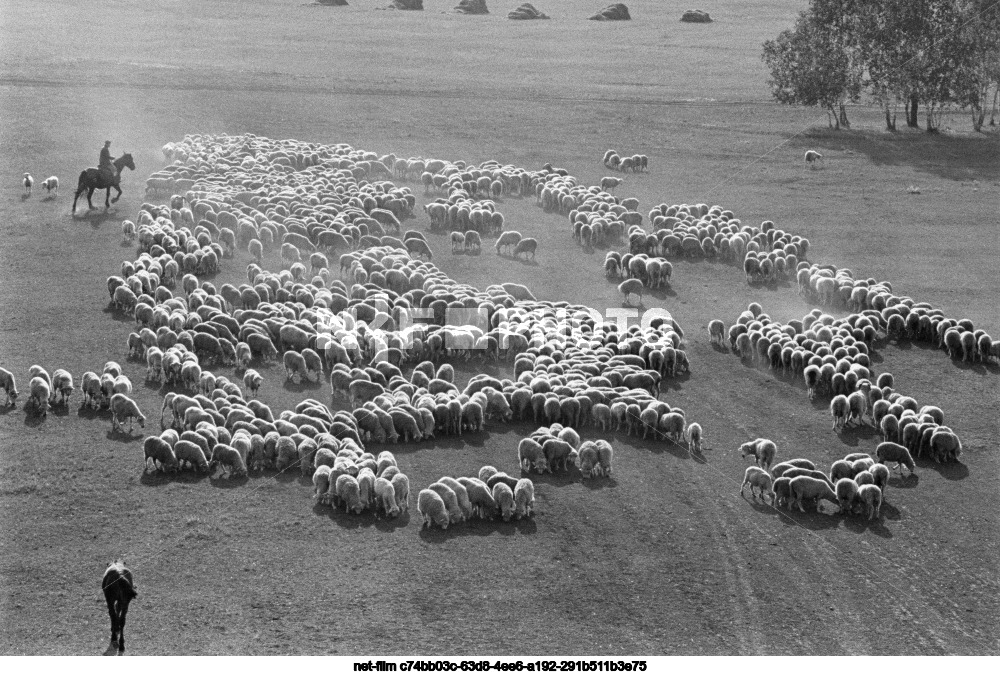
[595, 439, 614, 477]
[789, 476, 839, 513]
[212, 443, 248, 477]
[0, 367, 20, 406]
[22, 173, 33, 195]
[143, 436, 177, 473]
[110, 393, 145, 433]
[740, 438, 776, 470]
[846, 391, 867, 426]
[513, 478, 535, 519]
[492, 482, 516, 521]
[684, 422, 703, 454]
[804, 150, 823, 167]
[41, 176, 58, 194]
[29, 365, 50, 385]
[50, 369, 74, 405]
[857, 484, 882, 520]
[28, 376, 50, 415]
[618, 278, 644, 307]
[835, 478, 860, 514]
[428, 482, 464, 523]
[875, 441, 916, 475]
[243, 369, 263, 399]
[417, 488, 450, 529]
[464, 230, 482, 253]
[375, 476, 399, 517]
[495, 230, 522, 255]
[80, 371, 102, 409]
[740, 466, 774, 502]
[707, 320, 725, 345]
[830, 394, 849, 430]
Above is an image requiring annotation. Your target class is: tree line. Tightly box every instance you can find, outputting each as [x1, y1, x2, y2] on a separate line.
[761, 0, 1000, 131]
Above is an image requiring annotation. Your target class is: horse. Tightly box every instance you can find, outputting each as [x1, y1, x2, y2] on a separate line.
[72, 153, 136, 212]
[101, 561, 137, 655]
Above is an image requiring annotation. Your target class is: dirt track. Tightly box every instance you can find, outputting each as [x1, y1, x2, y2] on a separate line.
[1, 0, 998, 655]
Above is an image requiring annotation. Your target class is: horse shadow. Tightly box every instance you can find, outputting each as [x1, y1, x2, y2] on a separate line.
[72, 208, 119, 228]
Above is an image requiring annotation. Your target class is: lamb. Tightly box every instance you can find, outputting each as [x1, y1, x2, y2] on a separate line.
[618, 278, 644, 307]
[829, 394, 849, 431]
[0, 367, 18, 406]
[834, 478, 860, 514]
[143, 436, 178, 473]
[492, 482, 516, 521]
[740, 466, 774, 502]
[788, 475, 839, 513]
[211, 443, 248, 477]
[495, 230, 522, 255]
[740, 438, 777, 470]
[243, 369, 263, 399]
[875, 441, 916, 474]
[109, 393, 145, 433]
[22, 172, 33, 195]
[28, 377, 51, 416]
[512, 237, 538, 260]
[375, 476, 399, 517]
[804, 150, 823, 167]
[684, 422, 703, 454]
[41, 176, 58, 194]
[50, 369, 74, 405]
[513, 478, 535, 519]
[857, 484, 882, 520]
[417, 489, 450, 529]
[707, 320, 725, 345]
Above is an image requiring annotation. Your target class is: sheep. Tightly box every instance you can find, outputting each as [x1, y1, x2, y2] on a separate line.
[235, 342, 252, 371]
[929, 429, 962, 463]
[243, 369, 263, 399]
[391, 473, 410, 513]
[143, 436, 177, 473]
[28, 377, 50, 415]
[595, 439, 614, 476]
[513, 478, 535, 519]
[50, 369, 74, 405]
[428, 482, 464, 524]
[740, 438, 776, 470]
[41, 176, 58, 194]
[576, 441, 600, 478]
[438, 477, 473, 521]
[518, 438, 549, 474]
[618, 278, 644, 307]
[406, 238, 434, 260]
[211, 443, 248, 477]
[451, 231, 466, 252]
[771, 459, 817, 478]
[22, 172, 33, 195]
[835, 478, 860, 514]
[495, 230, 522, 255]
[875, 441, 916, 474]
[374, 476, 399, 517]
[772, 477, 792, 509]
[707, 320, 725, 345]
[336, 474, 363, 514]
[684, 423, 703, 454]
[29, 365, 51, 385]
[0, 367, 18, 406]
[804, 150, 823, 167]
[857, 484, 882, 520]
[464, 230, 482, 253]
[313, 465, 333, 503]
[492, 482, 516, 521]
[110, 394, 145, 433]
[741, 466, 774, 502]
[600, 176, 622, 191]
[788, 476, 839, 513]
[830, 394, 849, 430]
[846, 391, 867, 427]
[512, 237, 538, 260]
[869, 463, 890, 494]
[173, 440, 210, 472]
[417, 489, 450, 529]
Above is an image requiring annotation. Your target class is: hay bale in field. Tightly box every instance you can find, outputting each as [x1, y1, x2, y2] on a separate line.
[680, 9, 712, 23]
[385, 0, 422, 9]
[454, 0, 488, 13]
[508, 3, 549, 19]
[590, 3, 630, 20]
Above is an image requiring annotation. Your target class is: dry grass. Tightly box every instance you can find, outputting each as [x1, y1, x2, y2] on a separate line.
[1, 0, 998, 655]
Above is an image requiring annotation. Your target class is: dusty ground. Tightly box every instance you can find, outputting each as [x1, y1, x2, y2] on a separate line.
[1, 0, 998, 656]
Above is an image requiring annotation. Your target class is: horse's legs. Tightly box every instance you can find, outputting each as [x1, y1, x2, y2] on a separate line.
[105, 187, 111, 209]
[105, 595, 119, 645]
[118, 599, 130, 654]
[111, 184, 122, 204]
[87, 188, 96, 210]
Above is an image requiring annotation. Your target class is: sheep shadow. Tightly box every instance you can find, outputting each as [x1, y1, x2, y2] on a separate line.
[282, 379, 322, 393]
[139, 469, 175, 486]
[526, 470, 580, 488]
[580, 475, 618, 491]
[77, 404, 111, 420]
[740, 493, 775, 514]
[41, 193, 57, 202]
[22, 411, 47, 428]
[373, 511, 411, 533]
[105, 428, 143, 443]
[101, 305, 134, 324]
[647, 286, 678, 300]
[835, 423, 880, 447]
[887, 472, 920, 489]
[50, 402, 73, 417]
[917, 458, 969, 481]
[709, 343, 729, 355]
[0, 404, 15, 416]
[20, 193, 31, 201]
[209, 473, 250, 488]
[777, 506, 842, 531]
[513, 257, 539, 267]
[315, 503, 373, 530]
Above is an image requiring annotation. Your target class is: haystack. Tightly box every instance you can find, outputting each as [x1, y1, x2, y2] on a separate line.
[455, 0, 489, 14]
[508, 3, 549, 19]
[680, 9, 712, 23]
[589, 3, 630, 21]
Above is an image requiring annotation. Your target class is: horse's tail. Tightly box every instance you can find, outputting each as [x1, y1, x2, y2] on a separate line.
[76, 170, 89, 190]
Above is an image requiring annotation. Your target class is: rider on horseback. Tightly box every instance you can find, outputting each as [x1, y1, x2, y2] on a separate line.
[99, 140, 117, 184]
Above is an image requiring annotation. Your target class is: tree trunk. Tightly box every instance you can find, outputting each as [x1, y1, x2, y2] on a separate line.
[926, 103, 937, 132]
[973, 103, 984, 132]
[827, 105, 839, 130]
[839, 103, 850, 129]
[907, 95, 919, 128]
[990, 87, 998, 126]
[884, 103, 897, 131]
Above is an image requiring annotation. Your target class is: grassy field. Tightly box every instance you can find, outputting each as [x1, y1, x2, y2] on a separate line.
[1, 0, 998, 655]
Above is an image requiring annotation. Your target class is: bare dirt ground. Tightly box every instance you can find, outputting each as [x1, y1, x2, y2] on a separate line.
[1, 0, 998, 655]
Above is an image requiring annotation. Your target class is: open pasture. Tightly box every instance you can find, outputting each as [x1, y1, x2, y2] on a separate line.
[1, 0, 998, 655]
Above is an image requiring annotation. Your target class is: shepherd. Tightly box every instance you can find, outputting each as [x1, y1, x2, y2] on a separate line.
[102, 561, 137, 655]
[99, 140, 117, 184]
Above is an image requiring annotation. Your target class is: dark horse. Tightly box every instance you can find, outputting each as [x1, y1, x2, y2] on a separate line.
[72, 153, 136, 212]
[102, 561, 137, 654]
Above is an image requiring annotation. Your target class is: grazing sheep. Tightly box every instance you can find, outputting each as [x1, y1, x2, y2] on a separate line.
[576, 441, 600, 478]
[110, 393, 145, 433]
[438, 477, 473, 521]
[741, 466, 774, 502]
[707, 320, 725, 345]
[22, 172, 33, 195]
[518, 438, 549, 473]
[513, 478, 535, 519]
[374, 476, 400, 517]
[512, 237, 538, 260]
[804, 150, 823, 167]
[875, 441, 916, 474]
[391, 473, 410, 513]
[418, 489, 450, 529]
[173, 440, 210, 472]
[857, 484, 882, 520]
[788, 475, 839, 513]
[495, 230, 522, 255]
[464, 230, 482, 253]
[143, 436, 177, 472]
[684, 422, 703, 454]
[492, 482, 516, 521]
[618, 278, 644, 307]
[830, 394, 849, 430]
[50, 369, 74, 405]
[336, 474, 363, 514]
[595, 439, 614, 476]
[451, 231, 466, 252]
[428, 482, 464, 524]
[771, 459, 817, 478]
[212, 443, 248, 477]
[41, 176, 59, 194]
[740, 438, 776, 470]
[28, 377, 51, 416]
[869, 463, 890, 494]
[0, 367, 18, 406]
[772, 477, 792, 509]
[835, 478, 860, 514]
[929, 429, 962, 463]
